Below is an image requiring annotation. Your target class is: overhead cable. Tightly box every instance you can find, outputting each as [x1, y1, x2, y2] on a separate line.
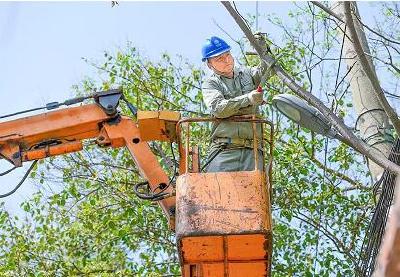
[358, 138, 400, 276]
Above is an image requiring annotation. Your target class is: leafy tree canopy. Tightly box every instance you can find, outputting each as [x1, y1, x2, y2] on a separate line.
[1, 2, 400, 276]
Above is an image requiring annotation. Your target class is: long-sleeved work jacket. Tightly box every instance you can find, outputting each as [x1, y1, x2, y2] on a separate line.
[202, 61, 274, 172]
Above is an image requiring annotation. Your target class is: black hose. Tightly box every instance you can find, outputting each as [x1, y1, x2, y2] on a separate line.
[0, 107, 46, 119]
[0, 95, 93, 120]
[0, 166, 17, 176]
[133, 181, 169, 200]
[0, 160, 37, 198]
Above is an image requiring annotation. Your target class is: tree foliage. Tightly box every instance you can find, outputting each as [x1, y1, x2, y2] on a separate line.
[0, 2, 399, 276]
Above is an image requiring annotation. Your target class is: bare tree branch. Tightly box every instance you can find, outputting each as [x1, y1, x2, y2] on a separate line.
[212, 18, 250, 65]
[352, 11, 400, 46]
[310, 1, 353, 43]
[311, 1, 344, 23]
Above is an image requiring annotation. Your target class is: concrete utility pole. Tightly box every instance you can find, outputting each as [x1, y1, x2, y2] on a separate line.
[333, 2, 393, 180]
[333, 2, 398, 276]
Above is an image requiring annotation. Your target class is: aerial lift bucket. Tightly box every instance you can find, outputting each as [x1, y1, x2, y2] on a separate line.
[175, 116, 274, 277]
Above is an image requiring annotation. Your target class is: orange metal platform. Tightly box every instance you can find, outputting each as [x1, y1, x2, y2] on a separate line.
[176, 171, 272, 277]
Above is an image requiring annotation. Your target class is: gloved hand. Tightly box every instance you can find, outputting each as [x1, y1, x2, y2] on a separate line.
[247, 89, 263, 105]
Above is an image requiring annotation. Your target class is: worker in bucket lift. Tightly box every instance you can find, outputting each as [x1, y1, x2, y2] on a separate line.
[201, 35, 275, 172]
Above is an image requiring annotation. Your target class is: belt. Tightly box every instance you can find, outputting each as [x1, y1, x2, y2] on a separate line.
[213, 137, 260, 149]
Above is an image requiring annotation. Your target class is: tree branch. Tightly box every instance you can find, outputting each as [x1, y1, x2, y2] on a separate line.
[310, 152, 367, 190]
[212, 18, 250, 65]
[221, 1, 400, 175]
[352, 10, 400, 46]
[311, 1, 344, 23]
[292, 212, 358, 265]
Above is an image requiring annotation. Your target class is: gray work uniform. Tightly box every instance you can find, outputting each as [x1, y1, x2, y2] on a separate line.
[202, 62, 274, 172]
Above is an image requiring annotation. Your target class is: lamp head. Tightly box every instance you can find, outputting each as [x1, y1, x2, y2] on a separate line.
[272, 94, 338, 139]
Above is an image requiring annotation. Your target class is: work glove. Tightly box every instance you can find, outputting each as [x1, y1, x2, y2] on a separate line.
[247, 89, 263, 105]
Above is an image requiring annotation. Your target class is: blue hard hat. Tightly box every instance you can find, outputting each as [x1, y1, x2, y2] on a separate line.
[201, 36, 231, 62]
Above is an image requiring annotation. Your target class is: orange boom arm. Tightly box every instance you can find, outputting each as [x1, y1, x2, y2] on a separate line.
[0, 90, 180, 222]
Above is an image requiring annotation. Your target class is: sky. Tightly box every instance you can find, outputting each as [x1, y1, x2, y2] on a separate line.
[0, 1, 293, 214]
[0, 1, 383, 215]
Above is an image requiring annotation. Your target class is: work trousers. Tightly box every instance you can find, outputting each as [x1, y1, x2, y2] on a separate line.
[205, 147, 264, 172]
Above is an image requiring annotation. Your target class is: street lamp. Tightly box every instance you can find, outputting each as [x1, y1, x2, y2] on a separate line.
[272, 94, 339, 139]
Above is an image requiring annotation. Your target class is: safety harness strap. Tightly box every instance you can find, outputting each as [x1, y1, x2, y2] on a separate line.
[213, 137, 257, 148]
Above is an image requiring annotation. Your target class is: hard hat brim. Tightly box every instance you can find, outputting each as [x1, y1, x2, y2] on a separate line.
[202, 47, 231, 62]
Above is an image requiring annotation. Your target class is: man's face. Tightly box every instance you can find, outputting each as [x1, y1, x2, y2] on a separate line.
[208, 52, 234, 76]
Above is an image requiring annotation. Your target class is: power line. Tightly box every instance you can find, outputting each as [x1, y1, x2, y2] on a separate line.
[358, 138, 400, 276]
